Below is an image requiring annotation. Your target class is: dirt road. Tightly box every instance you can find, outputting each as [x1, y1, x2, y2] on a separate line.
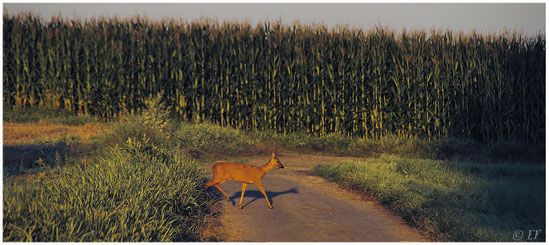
[206, 153, 429, 242]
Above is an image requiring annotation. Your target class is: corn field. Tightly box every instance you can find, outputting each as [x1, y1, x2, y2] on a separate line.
[3, 14, 545, 143]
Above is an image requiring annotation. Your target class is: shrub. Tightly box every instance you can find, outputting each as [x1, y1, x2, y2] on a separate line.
[100, 97, 171, 148]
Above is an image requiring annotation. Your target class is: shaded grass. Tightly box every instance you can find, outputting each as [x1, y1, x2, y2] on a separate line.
[251, 130, 545, 163]
[3, 139, 71, 176]
[4, 108, 99, 125]
[313, 156, 545, 242]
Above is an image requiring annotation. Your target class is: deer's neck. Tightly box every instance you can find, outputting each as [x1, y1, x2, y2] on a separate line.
[260, 161, 275, 173]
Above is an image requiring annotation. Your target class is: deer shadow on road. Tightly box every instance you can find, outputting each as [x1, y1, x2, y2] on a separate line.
[211, 187, 299, 208]
[231, 187, 299, 208]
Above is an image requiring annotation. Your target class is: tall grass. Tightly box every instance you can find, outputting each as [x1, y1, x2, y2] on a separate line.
[3, 14, 545, 143]
[174, 122, 261, 158]
[3, 99, 215, 242]
[313, 157, 545, 241]
[3, 138, 212, 241]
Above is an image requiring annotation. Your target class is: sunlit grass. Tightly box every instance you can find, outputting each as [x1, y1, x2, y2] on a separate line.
[3, 100, 217, 242]
[3, 122, 107, 145]
[3, 121, 108, 176]
[3, 108, 100, 125]
[3, 138, 213, 242]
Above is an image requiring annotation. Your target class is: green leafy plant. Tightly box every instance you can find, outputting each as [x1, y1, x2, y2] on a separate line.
[3, 14, 544, 143]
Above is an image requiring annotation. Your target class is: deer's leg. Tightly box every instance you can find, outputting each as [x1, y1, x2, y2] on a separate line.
[213, 180, 231, 202]
[239, 183, 248, 209]
[205, 175, 226, 188]
[254, 183, 273, 209]
[204, 178, 217, 189]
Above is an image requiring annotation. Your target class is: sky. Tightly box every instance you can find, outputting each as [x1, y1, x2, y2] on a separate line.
[3, 2, 546, 36]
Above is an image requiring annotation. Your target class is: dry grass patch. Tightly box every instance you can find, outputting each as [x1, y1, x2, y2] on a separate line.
[3, 122, 108, 145]
[3, 122, 109, 175]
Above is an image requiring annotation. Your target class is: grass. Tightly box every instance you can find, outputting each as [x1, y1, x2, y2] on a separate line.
[3, 109, 106, 176]
[3, 121, 107, 145]
[3, 121, 107, 176]
[250, 130, 544, 163]
[5, 108, 544, 164]
[3, 105, 545, 242]
[4, 107, 100, 125]
[173, 122, 269, 159]
[3, 138, 213, 241]
[313, 156, 545, 242]
[3, 100, 218, 242]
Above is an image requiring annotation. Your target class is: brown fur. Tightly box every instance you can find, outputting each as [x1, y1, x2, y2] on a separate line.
[204, 152, 284, 209]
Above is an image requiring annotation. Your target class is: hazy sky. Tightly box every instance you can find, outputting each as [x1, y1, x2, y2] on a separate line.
[3, 3, 546, 36]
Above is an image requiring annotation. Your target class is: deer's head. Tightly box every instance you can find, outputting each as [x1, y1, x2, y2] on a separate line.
[270, 152, 284, 169]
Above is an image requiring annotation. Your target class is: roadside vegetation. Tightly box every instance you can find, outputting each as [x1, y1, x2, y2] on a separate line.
[314, 157, 545, 242]
[3, 100, 217, 242]
[3, 106, 545, 242]
[250, 130, 544, 163]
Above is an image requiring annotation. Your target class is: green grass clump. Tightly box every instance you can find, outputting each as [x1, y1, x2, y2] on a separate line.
[174, 122, 261, 158]
[3, 136, 212, 242]
[99, 97, 171, 148]
[313, 156, 545, 242]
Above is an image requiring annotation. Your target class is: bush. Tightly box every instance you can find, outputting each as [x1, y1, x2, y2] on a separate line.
[100, 97, 171, 148]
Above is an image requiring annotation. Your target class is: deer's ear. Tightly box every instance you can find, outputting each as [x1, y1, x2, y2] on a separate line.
[271, 152, 276, 158]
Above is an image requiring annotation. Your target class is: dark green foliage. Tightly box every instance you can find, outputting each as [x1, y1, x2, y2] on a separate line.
[3, 14, 545, 143]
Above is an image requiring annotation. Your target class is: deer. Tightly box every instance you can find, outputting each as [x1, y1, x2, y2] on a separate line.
[204, 152, 284, 209]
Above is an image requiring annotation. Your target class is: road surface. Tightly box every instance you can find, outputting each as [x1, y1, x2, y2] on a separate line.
[206, 153, 429, 242]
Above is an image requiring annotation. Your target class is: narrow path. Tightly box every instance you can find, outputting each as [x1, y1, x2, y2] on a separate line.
[208, 153, 429, 242]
